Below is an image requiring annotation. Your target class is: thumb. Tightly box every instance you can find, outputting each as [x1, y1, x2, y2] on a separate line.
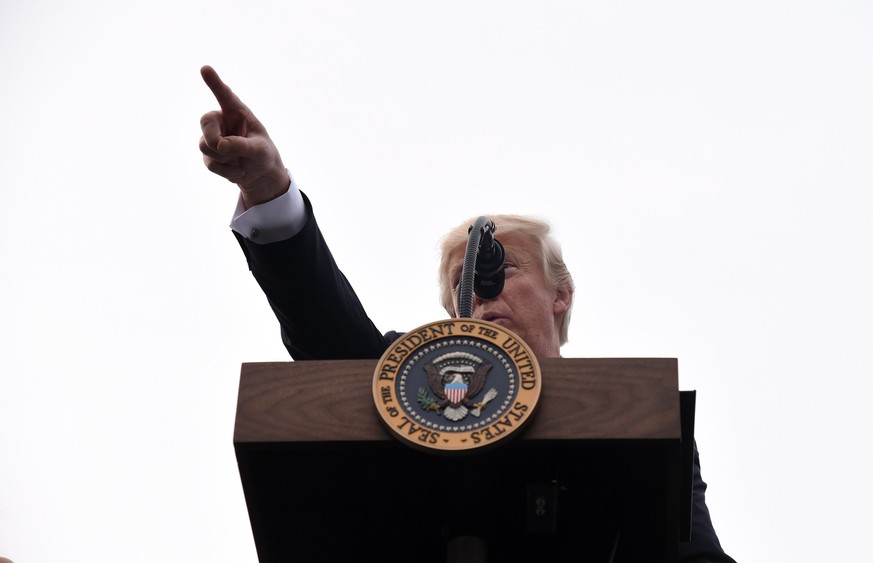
[217, 134, 272, 160]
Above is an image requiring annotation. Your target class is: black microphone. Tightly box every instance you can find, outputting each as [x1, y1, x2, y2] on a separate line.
[458, 217, 506, 318]
[474, 220, 505, 300]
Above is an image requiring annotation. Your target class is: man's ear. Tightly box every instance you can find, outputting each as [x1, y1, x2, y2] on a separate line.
[553, 284, 573, 316]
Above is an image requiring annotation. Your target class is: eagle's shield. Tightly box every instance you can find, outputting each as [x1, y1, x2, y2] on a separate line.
[445, 380, 468, 405]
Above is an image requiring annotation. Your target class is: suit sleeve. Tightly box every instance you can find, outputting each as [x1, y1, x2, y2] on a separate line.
[233, 192, 400, 360]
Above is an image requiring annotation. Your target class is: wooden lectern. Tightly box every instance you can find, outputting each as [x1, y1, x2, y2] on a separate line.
[234, 358, 686, 562]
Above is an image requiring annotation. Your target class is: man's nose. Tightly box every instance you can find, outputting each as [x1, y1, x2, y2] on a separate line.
[472, 291, 496, 307]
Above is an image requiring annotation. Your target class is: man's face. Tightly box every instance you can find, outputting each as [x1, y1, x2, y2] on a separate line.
[448, 234, 571, 358]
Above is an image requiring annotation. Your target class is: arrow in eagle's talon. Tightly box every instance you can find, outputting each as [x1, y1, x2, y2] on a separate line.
[471, 388, 499, 417]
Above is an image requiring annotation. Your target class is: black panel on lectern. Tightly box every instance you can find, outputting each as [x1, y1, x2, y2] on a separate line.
[236, 439, 677, 563]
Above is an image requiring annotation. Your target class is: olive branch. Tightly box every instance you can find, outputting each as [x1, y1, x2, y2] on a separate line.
[417, 387, 439, 412]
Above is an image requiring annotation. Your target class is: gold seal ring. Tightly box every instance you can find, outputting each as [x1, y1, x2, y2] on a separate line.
[373, 319, 542, 453]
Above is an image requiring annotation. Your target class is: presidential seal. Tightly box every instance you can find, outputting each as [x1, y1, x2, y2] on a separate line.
[372, 319, 541, 453]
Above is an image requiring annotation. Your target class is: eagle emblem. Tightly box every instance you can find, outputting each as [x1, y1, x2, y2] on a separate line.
[419, 351, 498, 421]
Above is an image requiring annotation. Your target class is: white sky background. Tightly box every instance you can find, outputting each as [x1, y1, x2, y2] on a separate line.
[1, 1, 871, 561]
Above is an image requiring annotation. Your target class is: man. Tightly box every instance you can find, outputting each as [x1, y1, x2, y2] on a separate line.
[439, 214, 574, 360]
[198, 65, 571, 361]
[199, 66, 734, 562]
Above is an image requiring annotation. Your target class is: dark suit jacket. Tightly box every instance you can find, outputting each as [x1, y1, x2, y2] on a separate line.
[233, 192, 401, 360]
[233, 192, 734, 562]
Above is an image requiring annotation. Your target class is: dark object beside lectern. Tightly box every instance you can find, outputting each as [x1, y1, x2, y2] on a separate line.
[234, 358, 692, 563]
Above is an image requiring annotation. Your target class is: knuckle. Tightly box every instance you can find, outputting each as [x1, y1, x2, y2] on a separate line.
[203, 157, 217, 171]
[203, 157, 223, 173]
[199, 111, 219, 127]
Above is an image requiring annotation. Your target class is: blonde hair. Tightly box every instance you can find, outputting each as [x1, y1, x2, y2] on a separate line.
[438, 215, 575, 344]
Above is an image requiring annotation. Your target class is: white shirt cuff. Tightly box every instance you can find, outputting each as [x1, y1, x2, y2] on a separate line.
[230, 176, 307, 244]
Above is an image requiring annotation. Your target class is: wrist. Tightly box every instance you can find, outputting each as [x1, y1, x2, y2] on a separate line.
[241, 167, 291, 209]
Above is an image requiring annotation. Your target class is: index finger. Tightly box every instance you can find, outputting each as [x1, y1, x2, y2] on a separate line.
[200, 65, 248, 114]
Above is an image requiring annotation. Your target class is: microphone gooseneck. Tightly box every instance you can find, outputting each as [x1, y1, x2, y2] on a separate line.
[457, 216, 505, 318]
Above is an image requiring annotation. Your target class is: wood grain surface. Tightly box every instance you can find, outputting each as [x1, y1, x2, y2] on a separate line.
[234, 357, 680, 444]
